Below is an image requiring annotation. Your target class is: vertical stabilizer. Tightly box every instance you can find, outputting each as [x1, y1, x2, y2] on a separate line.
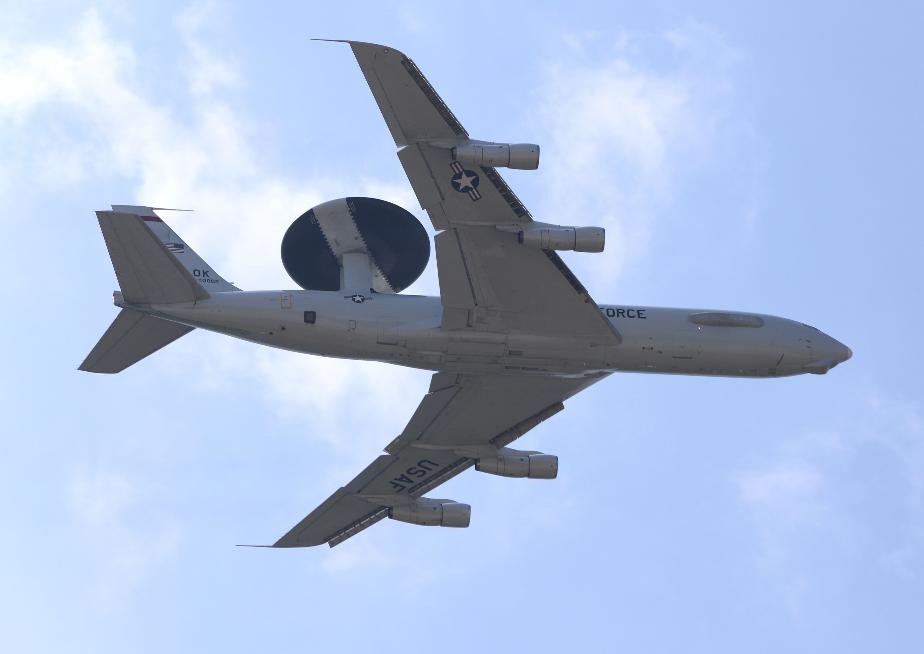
[111, 205, 239, 293]
[96, 210, 209, 305]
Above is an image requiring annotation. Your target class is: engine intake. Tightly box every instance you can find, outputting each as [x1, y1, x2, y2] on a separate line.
[453, 143, 540, 170]
[389, 498, 471, 528]
[476, 448, 558, 479]
[517, 224, 605, 253]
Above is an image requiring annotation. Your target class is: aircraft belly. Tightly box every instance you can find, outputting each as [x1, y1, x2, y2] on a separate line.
[146, 295, 820, 379]
[602, 306, 797, 378]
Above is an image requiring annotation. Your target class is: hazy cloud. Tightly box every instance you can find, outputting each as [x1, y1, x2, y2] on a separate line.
[734, 389, 924, 607]
[737, 460, 822, 509]
[0, 6, 429, 591]
[69, 465, 180, 610]
[0, 8, 426, 434]
[536, 22, 742, 287]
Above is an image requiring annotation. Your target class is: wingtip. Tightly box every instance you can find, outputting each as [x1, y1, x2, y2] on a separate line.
[235, 544, 275, 548]
[310, 39, 398, 54]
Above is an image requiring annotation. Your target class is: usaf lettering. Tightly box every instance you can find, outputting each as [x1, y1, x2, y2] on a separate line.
[389, 459, 439, 492]
[601, 307, 647, 319]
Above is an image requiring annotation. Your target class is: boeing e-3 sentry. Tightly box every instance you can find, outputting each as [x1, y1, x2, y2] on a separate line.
[80, 42, 851, 548]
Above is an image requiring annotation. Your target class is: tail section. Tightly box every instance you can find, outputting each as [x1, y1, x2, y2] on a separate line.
[81, 206, 237, 373]
[96, 209, 209, 305]
[79, 309, 193, 373]
[111, 206, 239, 294]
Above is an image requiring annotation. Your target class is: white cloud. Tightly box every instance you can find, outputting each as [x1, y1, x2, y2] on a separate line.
[735, 454, 834, 612]
[69, 466, 180, 610]
[863, 393, 924, 580]
[175, 1, 240, 98]
[734, 389, 924, 599]
[535, 23, 741, 287]
[0, 7, 417, 287]
[0, 5, 431, 588]
[0, 6, 424, 419]
[70, 468, 138, 527]
[395, 2, 430, 35]
[737, 460, 822, 509]
[320, 536, 390, 574]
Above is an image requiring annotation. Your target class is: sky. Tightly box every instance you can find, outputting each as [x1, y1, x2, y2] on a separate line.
[1, 1, 922, 652]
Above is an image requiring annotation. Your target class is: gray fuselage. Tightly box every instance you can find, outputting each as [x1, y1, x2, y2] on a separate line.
[143, 290, 851, 379]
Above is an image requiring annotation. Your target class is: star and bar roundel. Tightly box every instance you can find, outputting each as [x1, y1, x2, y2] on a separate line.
[450, 161, 482, 201]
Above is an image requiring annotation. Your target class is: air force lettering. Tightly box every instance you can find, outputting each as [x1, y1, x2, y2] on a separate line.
[450, 161, 482, 201]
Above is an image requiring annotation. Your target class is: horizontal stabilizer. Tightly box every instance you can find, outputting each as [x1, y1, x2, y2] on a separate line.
[79, 309, 193, 374]
[97, 211, 209, 305]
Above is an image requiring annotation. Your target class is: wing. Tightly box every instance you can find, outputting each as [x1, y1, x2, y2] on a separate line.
[274, 371, 606, 547]
[344, 41, 620, 342]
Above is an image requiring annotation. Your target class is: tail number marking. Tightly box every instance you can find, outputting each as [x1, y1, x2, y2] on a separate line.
[192, 268, 219, 284]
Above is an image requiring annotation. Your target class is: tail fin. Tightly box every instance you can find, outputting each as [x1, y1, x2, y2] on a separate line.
[82, 205, 236, 373]
[111, 205, 239, 294]
[96, 209, 209, 305]
[79, 309, 193, 373]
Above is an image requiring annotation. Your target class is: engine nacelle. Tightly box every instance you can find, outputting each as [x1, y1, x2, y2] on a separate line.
[517, 224, 605, 253]
[476, 449, 558, 479]
[389, 498, 471, 528]
[453, 143, 540, 170]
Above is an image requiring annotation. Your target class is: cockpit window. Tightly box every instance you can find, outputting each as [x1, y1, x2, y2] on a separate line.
[688, 312, 764, 328]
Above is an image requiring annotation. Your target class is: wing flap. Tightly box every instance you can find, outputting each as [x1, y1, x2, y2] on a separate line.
[439, 226, 621, 341]
[434, 230, 475, 310]
[384, 383, 460, 454]
[397, 144, 447, 221]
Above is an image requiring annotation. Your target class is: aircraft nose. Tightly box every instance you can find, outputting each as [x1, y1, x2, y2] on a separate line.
[802, 333, 852, 374]
[837, 342, 853, 363]
[825, 337, 852, 367]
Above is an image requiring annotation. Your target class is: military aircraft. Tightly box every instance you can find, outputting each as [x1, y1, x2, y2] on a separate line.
[80, 41, 851, 548]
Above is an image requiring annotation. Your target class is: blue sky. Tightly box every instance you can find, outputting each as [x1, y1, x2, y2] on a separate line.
[1, 2, 922, 652]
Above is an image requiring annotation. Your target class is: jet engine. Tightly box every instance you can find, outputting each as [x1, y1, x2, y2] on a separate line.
[514, 223, 605, 253]
[476, 448, 558, 479]
[389, 498, 471, 528]
[452, 142, 540, 170]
